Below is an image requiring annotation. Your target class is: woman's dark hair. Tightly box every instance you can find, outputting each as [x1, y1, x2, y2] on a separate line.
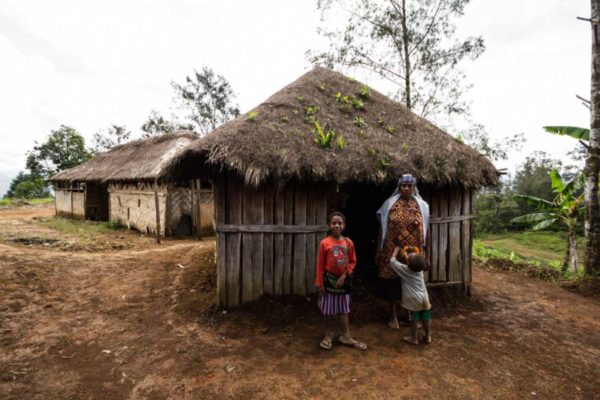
[328, 211, 346, 224]
[407, 254, 426, 272]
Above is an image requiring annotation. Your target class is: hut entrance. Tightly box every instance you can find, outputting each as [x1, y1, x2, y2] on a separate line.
[330, 182, 396, 281]
[85, 183, 109, 221]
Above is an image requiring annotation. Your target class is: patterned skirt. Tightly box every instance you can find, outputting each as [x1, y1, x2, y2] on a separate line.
[319, 293, 351, 316]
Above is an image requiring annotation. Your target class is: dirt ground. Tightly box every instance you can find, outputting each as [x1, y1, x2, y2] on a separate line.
[1, 205, 599, 399]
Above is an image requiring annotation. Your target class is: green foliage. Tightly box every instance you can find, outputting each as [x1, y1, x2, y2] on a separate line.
[171, 66, 240, 135]
[358, 84, 371, 99]
[304, 105, 320, 123]
[378, 157, 391, 169]
[474, 189, 523, 233]
[245, 111, 259, 121]
[141, 110, 194, 137]
[337, 135, 346, 150]
[317, 82, 327, 91]
[401, 143, 409, 152]
[357, 129, 366, 138]
[308, 0, 484, 121]
[0, 197, 53, 207]
[543, 126, 590, 141]
[313, 121, 336, 149]
[351, 97, 365, 110]
[26, 125, 91, 180]
[385, 125, 396, 134]
[42, 217, 126, 235]
[354, 116, 366, 127]
[91, 124, 131, 153]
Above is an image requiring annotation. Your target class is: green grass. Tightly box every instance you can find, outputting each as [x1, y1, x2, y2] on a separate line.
[42, 217, 126, 236]
[0, 197, 54, 206]
[474, 231, 585, 279]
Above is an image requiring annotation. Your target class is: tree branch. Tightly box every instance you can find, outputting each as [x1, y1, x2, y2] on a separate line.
[409, 0, 446, 56]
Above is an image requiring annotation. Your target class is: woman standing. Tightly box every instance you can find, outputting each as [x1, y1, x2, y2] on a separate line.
[376, 174, 429, 329]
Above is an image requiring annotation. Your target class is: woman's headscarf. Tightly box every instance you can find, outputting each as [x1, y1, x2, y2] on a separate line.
[376, 174, 430, 250]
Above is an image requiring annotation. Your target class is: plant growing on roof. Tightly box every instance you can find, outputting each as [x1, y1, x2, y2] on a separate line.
[337, 135, 346, 150]
[246, 111, 259, 121]
[358, 84, 371, 99]
[317, 82, 327, 91]
[313, 120, 336, 149]
[354, 116, 366, 128]
[351, 97, 365, 110]
[304, 105, 320, 123]
[385, 125, 396, 134]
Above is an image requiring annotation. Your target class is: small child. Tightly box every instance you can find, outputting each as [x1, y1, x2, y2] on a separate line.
[390, 246, 432, 344]
[315, 211, 367, 351]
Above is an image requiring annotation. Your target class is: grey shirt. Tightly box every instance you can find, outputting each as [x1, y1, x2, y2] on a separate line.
[390, 257, 431, 312]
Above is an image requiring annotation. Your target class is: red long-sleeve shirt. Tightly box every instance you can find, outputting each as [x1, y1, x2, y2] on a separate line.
[315, 235, 357, 287]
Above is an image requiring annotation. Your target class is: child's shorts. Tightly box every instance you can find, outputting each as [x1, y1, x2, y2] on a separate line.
[410, 309, 431, 322]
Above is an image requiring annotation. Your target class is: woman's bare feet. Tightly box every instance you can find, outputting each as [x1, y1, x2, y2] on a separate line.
[388, 318, 400, 329]
[403, 336, 419, 345]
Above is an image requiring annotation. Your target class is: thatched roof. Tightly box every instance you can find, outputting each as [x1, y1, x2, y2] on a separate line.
[51, 131, 197, 183]
[175, 67, 499, 188]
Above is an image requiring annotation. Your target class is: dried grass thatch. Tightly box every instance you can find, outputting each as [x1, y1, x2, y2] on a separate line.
[176, 67, 498, 188]
[51, 132, 197, 183]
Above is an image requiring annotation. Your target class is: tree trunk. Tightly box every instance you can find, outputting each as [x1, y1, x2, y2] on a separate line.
[568, 229, 579, 273]
[585, 0, 600, 275]
[401, 0, 412, 110]
[562, 234, 571, 272]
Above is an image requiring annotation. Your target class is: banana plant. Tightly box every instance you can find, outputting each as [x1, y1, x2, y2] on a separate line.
[512, 170, 585, 272]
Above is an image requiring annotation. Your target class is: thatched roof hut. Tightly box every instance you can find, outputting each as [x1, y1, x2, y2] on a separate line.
[52, 131, 197, 184]
[51, 132, 207, 239]
[172, 67, 499, 307]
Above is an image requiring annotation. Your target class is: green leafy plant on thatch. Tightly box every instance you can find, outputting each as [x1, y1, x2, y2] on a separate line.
[385, 125, 396, 134]
[358, 84, 371, 99]
[512, 170, 585, 273]
[337, 135, 346, 150]
[246, 111, 259, 121]
[313, 121, 336, 149]
[354, 116, 366, 127]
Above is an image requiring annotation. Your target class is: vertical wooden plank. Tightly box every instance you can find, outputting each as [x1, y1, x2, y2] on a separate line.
[226, 176, 242, 307]
[315, 188, 328, 243]
[154, 179, 161, 244]
[242, 184, 264, 302]
[461, 189, 472, 291]
[273, 183, 285, 295]
[429, 191, 439, 282]
[467, 189, 475, 294]
[214, 176, 228, 307]
[305, 186, 317, 293]
[263, 184, 275, 294]
[449, 188, 462, 282]
[293, 185, 307, 295]
[283, 183, 294, 295]
[438, 189, 448, 281]
[197, 180, 203, 240]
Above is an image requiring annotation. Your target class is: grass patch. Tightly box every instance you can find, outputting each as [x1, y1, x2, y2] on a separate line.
[0, 197, 54, 206]
[474, 231, 585, 279]
[42, 217, 127, 236]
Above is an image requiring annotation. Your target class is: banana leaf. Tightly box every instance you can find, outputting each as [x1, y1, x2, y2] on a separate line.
[531, 218, 558, 230]
[512, 212, 555, 224]
[543, 126, 590, 141]
[513, 195, 554, 210]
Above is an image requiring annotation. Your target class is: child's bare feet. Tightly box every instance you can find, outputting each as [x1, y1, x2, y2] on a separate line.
[422, 335, 432, 344]
[403, 336, 419, 345]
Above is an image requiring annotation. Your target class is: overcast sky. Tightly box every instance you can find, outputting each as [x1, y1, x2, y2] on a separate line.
[0, 0, 591, 191]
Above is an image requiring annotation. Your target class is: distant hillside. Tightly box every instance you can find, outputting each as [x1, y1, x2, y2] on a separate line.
[0, 171, 17, 198]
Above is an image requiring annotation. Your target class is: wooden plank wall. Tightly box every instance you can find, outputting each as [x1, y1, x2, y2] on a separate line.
[214, 177, 473, 306]
[425, 187, 473, 286]
[216, 177, 328, 307]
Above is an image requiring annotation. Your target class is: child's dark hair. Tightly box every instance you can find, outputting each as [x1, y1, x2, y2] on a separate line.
[407, 254, 426, 272]
[327, 211, 346, 223]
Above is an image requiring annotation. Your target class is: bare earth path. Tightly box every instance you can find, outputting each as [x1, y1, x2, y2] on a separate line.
[1, 206, 599, 399]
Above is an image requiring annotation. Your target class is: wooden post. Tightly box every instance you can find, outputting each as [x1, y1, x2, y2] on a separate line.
[154, 179, 161, 244]
[70, 183, 74, 217]
[197, 180, 202, 240]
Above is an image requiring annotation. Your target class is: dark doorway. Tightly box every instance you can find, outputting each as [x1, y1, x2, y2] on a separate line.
[85, 183, 109, 221]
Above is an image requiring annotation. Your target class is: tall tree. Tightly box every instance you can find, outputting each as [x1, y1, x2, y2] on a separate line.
[171, 67, 240, 135]
[140, 110, 194, 138]
[91, 124, 132, 153]
[307, 0, 484, 122]
[26, 125, 91, 179]
[584, 0, 600, 274]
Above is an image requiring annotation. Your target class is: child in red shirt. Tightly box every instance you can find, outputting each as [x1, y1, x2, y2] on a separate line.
[315, 211, 367, 351]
